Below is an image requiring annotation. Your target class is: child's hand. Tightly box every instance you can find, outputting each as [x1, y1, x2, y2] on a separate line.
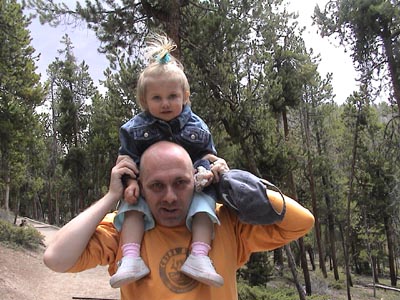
[210, 157, 229, 183]
[124, 178, 140, 204]
[201, 154, 230, 183]
[194, 166, 214, 191]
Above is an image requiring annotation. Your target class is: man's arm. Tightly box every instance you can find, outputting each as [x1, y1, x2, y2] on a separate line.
[268, 190, 314, 240]
[43, 156, 137, 272]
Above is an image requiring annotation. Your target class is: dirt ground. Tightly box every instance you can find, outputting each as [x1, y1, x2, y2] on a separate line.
[0, 218, 120, 300]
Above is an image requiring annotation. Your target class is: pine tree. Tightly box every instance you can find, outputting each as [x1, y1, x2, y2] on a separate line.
[0, 0, 44, 211]
[45, 34, 96, 216]
[314, 0, 400, 114]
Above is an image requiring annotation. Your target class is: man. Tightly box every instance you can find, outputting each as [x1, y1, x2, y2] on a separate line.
[43, 141, 314, 299]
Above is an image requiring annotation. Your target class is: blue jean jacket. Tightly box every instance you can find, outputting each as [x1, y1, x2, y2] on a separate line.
[119, 105, 217, 166]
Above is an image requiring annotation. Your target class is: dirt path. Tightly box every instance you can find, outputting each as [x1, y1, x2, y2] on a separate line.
[0, 218, 120, 300]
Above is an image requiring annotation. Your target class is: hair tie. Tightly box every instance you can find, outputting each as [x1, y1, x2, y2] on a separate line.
[154, 43, 177, 64]
[156, 52, 171, 64]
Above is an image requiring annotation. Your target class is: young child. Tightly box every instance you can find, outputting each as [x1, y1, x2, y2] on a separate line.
[110, 33, 227, 288]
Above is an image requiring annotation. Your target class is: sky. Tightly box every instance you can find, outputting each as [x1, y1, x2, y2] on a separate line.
[26, 0, 358, 104]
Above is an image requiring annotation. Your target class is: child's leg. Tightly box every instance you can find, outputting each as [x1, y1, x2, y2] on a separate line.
[120, 210, 145, 253]
[180, 192, 224, 287]
[110, 210, 150, 288]
[191, 212, 213, 255]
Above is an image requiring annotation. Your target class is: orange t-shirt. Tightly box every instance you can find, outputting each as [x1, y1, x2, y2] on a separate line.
[68, 191, 314, 300]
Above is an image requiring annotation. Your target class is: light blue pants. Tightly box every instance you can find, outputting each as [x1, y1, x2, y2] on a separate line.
[113, 191, 220, 232]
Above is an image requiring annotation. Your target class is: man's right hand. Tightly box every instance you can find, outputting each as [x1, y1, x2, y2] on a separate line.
[109, 156, 138, 201]
[114, 155, 140, 204]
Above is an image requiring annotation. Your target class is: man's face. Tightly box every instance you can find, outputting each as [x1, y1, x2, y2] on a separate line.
[140, 149, 195, 227]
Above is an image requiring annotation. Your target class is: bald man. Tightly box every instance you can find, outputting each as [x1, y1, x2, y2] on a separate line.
[43, 141, 314, 300]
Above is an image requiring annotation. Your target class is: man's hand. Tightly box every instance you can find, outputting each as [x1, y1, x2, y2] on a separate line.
[109, 156, 138, 200]
[118, 155, 139, 174]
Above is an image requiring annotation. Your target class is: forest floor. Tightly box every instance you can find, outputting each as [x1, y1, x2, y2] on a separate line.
[0, 217, 399, 300]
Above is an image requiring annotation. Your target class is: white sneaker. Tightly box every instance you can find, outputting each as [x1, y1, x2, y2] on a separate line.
[110, 256, 150, 288]
[180, 254, 224, 287]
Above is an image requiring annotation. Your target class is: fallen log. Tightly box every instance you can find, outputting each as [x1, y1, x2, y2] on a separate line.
[365, 283, 400, 293]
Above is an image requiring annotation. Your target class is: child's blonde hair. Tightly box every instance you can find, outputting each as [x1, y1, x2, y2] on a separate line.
[136, 33, 191, 110]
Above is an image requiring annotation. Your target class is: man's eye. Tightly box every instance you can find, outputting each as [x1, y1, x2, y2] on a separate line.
[175, 179, 190, 189]
[150, 183, 164, 192]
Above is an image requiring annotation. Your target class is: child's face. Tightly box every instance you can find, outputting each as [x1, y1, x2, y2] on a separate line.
[145, 76, 187, 121]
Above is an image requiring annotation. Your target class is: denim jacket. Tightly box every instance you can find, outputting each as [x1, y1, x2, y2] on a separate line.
[119, 105, 217, 167]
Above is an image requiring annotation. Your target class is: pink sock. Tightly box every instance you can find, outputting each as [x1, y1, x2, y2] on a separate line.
[191, 241, 211, 256]
[122, 243, 141, 258]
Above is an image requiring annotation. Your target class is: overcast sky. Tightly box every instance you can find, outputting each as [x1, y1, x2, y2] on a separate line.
[27, 0, 358, 104]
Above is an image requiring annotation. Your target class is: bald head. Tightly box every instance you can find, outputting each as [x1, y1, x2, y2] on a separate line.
[140, 141, 193, 178]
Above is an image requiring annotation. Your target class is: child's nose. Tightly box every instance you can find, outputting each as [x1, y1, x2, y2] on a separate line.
[161, 98, 170, 108]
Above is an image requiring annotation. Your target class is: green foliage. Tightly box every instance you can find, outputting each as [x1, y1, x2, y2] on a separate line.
[0, 0, 44, 212]
[239, 253, 273, 286]
[238, 279, 330, 300]
[314, 0, 400, 111]
[0, 219, 44, 250]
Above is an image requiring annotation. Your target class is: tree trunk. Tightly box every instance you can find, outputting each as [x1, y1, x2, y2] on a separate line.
[343, 102, 363, 300]
[5, 167, 10, 211]
[273, 248, 284, 275]
[302, 102, 327, 278]
[372, 256, 379, 284]
[339, 222, 353, 300]
[282, 109, 312, 295]
[141, 0, 187, 60]
[383, 214, 397, 287]
[285, 244, 306, 300]
[323, 175, 340, 280]
[362, 206, 377, 297]
[306, 244, 315, 271]
[380, 27, 400, 114]
[314, 104, 340, 280]
[47, 179, 55, 224]
[55, 192, 60, 226]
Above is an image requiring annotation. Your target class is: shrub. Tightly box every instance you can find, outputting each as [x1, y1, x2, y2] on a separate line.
[0, 219, 44, 250]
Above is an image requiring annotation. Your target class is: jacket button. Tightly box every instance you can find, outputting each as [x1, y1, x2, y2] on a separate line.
[144, 132, 149, 138]
[190, 134, 196, 140]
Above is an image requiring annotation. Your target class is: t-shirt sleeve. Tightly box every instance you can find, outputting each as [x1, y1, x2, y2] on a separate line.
[234, 191, 314, 266]
[67, 213, 120, 275]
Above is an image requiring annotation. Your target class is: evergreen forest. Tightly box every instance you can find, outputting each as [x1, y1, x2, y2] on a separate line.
[1, 0, 399, 299]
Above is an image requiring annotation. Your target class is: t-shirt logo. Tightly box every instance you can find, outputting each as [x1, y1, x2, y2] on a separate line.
[159, 247, 198, 293]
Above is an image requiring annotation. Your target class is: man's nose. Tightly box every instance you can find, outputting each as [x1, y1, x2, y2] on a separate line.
[164, 185, 177, 203]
